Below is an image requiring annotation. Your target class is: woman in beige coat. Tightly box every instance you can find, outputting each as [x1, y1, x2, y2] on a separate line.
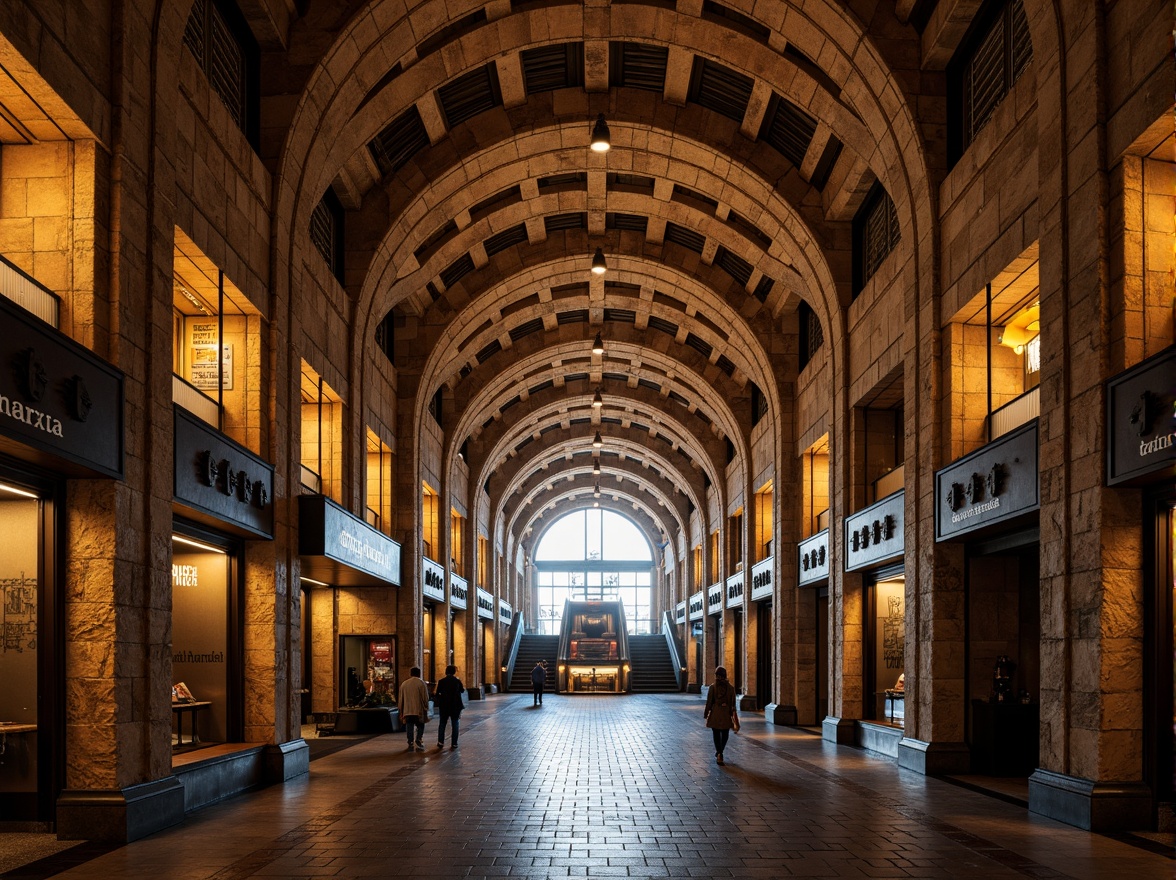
[704, 666, 738, 765]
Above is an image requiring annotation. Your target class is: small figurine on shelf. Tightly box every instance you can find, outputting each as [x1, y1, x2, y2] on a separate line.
[992, 655, 1015, 702]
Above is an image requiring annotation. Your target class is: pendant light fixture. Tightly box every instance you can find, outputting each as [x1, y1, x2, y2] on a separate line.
[591, 247, 607, 275]
[592, 431, 603, 449]
[590, 113, 611, 152]
[592, 388, 603, 408]
[591, 331, 604, 355]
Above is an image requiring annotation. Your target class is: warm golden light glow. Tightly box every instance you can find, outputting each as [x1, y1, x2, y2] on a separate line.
[590, 113, 611, 152]
[591, 249, 607, 276]
[172, 534, 227, 555]
[0, 482, 38, 499]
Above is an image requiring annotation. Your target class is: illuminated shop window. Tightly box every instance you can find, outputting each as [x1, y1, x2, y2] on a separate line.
[172, 229, 264, 449]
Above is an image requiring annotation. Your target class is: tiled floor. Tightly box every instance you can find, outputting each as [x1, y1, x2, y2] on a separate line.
[15, 694, 1176, 878]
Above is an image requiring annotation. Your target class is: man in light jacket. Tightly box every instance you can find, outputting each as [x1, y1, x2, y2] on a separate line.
[398, 666, 430, 751]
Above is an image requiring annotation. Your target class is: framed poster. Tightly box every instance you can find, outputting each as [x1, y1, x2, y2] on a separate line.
[189, 321, 233, 391]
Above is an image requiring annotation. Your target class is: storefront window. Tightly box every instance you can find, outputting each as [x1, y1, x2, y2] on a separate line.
[0, 491, 40, 806]
[872, 577, 905, 725]
[171, 533, 237, 750]
[340, 636, 397, 706]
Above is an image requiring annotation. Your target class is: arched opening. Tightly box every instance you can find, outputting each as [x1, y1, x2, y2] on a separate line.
[533, 509, 654, 635]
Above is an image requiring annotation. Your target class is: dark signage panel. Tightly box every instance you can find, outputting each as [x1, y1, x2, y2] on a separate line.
[935, 421, 1039, 542]
[423, 558, 445, 602]
[1106, 346, 1175, 487]
[797, 529, 829, 586]
[298, 494, 402, 586]
[844, 490, 904, 572]
[174, 406, 274, 538]
[0, 294, 123, 478]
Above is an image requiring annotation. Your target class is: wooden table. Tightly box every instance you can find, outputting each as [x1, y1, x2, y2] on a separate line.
[171, 701, 212, 747]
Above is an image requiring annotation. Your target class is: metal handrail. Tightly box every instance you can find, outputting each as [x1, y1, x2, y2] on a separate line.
[661, 611, 686, 690]
[503, 611, 524, 690]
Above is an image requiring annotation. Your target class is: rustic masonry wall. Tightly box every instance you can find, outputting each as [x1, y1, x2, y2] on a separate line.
[939, 70, 1039, 311]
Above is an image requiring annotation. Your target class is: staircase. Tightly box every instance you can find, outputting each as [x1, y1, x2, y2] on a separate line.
[509, 634, 560, 694]
[628, 634, 680, 692]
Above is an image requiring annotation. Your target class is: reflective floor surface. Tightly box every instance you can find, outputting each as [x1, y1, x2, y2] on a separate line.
[4, 694, 1172, 879]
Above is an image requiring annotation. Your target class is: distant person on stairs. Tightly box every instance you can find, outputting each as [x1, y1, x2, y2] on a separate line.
[531, 660, 547, 706]
[704, 666, 738, 765]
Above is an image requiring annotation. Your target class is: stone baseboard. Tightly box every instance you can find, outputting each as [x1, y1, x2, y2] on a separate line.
[57, 776, 185, 842]
[762, 703, 797, 725]
[1029, 769, 1153, 832]
[737, 694, 758, 712]
[897, 737, 970, 775]
[265, 739, 310, 783]
[822, 716, 856, 744]
[858, 722, 903, 758]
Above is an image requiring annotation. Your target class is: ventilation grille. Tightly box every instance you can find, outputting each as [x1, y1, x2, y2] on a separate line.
[606, 213, 648, 233]
[611, 42, 669, 92]
[648, 316, 679, 337]
[544, 212, 587, 233]
[810, 137, 843, 191]
[752, 275, 774, 303]
[603, 308, 636, 323]
[701, 1, 770, 42]
[437, 63, 502, 129]
[963, 0, 1032, 147]
[688, 58, 753, 122]
[760, 94, 817, 168]
[727, 210, 772, 249]
[476, 339, 502, 363]
[557, 309, 589, 324]
[672, 184, 718, 214]
[417, 9, 487, 59]
[369, 106, 430, 176]
[309, 197, 336, 272]
[714, 246, 752, 287]
[509, 317, 544, 343]
[471, 186, 522, 221]
[664, 222, 705, 253]
[183, 0, 247, 132]
[716, 354, 736, 376]
[440, 253, 475, 289]
[862, 188, 900, 282]
[531, 379, 555, 395]
[521, 42, 584, 94]
[607, 172, 655, 192]
[685, 333, 713, 359]
[484, 224, 528, 257]
[415, 219, 459, 263]
[538, 172, 587, 191]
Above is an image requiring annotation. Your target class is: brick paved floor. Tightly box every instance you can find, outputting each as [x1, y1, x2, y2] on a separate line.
[42, 694, 1173, 879]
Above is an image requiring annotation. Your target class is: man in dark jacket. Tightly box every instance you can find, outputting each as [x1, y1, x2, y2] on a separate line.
[434, 665, 465, 748]
[530, 660, 546, 706]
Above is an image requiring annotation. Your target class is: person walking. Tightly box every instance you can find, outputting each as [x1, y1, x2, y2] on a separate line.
[397, 666, 430, 751]
[704, 666, 738, 765]
[530, 660, 546, 706]
[434, 665, 465, 748]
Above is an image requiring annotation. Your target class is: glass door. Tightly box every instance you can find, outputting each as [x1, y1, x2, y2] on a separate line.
[0, 472, 58, 822]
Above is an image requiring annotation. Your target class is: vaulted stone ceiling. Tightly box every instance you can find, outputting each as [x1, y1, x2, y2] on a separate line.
[269, 0, 931, 563]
